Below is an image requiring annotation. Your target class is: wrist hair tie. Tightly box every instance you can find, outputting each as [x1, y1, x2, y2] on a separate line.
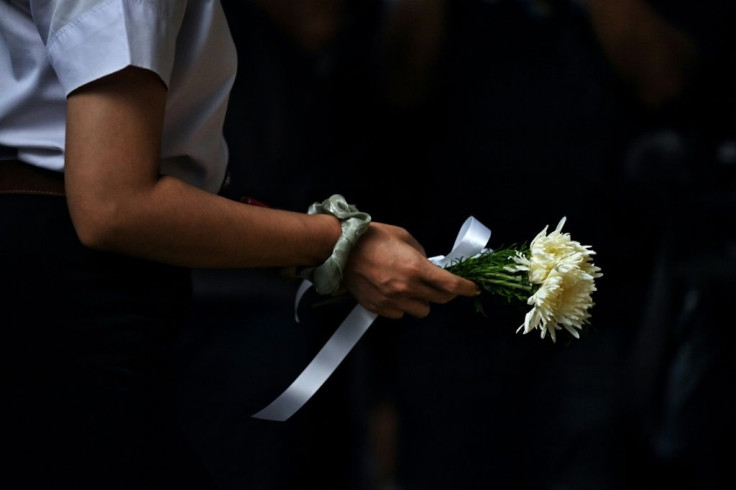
[300, 194, 371, 295]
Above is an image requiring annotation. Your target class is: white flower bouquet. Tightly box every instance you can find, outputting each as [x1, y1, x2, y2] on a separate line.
[445, 217, 602, 342]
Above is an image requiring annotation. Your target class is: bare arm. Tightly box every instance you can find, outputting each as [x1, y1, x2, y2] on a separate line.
[65, 66, 478, 317]
[65, 66, 340, 269]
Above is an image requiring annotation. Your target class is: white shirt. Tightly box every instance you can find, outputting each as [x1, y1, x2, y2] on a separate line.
[0, 0, 237, 193]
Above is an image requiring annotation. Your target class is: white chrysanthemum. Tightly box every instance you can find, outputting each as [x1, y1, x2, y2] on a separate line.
[509, 217, 602, 342]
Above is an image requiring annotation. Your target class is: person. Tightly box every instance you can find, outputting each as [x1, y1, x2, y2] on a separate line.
[0, 1, 479, 488]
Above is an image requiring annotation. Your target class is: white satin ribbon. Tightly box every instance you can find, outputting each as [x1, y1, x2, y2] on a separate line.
[251, 216, 491, 421]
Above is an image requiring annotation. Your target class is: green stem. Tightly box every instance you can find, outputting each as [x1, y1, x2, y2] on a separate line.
[478, 278, 534, 292]
[479, 272, 525, 283]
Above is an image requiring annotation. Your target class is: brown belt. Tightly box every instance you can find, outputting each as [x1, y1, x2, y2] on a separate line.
[0, 159, 66, 196]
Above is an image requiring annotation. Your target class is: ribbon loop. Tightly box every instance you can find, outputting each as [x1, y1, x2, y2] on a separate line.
[430, 216, 492, 267]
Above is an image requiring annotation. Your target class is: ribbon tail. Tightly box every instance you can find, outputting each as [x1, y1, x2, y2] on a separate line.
[252, 305, 378, 421]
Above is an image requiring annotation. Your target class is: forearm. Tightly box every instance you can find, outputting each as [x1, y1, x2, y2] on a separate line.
[72, 173, 341, 269]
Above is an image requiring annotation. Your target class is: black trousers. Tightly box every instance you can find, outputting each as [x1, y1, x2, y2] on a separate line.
[0, 194, 214, 489]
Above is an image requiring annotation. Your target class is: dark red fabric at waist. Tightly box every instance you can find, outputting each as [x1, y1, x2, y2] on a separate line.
[0, 159, 65, 196]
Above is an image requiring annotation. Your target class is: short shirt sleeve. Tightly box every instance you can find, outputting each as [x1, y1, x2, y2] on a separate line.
[38, 0, 187, 95]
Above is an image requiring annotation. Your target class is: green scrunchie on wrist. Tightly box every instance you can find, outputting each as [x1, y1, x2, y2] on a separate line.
[301, 194, 372, 295]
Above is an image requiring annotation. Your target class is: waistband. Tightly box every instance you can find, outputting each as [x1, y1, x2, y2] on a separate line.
[0, 159, 65, 197]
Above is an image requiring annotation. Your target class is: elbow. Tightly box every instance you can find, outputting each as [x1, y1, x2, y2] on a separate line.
[74, 222, 115, 251]
[69, 201, 125, 251]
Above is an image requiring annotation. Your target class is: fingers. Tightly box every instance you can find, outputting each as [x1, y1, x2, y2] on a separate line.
[351, 268, 473, 320]
[422, 262, 481, 298]
[407, 278, 460, 305]
[354, 281, 431, 319]
[369, 261, 479, 318]
[373, 300, 430, 320]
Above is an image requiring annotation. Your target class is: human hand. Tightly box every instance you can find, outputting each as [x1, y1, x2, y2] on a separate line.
[342, 222, 480, 319]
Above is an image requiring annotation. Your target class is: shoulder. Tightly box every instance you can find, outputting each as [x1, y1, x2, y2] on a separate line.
[36, 0, 190, 95]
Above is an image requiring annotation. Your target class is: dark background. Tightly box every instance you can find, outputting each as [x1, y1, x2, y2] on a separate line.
[174, 1, 736, 488]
